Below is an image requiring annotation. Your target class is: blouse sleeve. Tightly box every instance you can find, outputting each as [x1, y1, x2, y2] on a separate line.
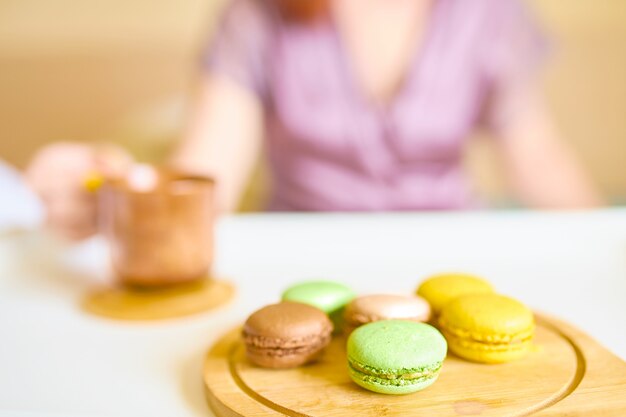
[202, 0, 273, 100]
[480, 0, 550, 133]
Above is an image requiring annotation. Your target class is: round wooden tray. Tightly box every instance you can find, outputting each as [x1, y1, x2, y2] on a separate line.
[203, 315, 626, 416]
[83, 278, 234, 321]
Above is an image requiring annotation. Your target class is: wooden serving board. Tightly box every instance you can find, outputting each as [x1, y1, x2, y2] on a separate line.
[203, 315, 626, 416]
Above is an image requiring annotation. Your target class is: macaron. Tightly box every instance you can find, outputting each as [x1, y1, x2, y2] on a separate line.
[438, 294, 535, 364]
[347, 320, 447, 395]
[243, 301, 333, 368]
[281, 280, 355, 328]
[343, 294, 431, 333]
[416, 273, 494, 317]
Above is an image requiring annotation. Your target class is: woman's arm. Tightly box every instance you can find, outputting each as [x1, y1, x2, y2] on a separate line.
[491, 83, 603, 209]
[170, 74, 264, 213]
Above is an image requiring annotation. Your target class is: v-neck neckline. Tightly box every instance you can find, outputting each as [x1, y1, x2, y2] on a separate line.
[328, 0, 441, 113]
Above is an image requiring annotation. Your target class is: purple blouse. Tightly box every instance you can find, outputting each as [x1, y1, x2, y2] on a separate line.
[205, 0, 546, 211]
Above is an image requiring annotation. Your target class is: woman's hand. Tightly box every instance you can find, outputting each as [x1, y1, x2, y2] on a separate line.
[25, 142, 132, 240]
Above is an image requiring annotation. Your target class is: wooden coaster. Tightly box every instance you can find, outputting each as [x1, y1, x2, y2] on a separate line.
[204, 315, 626, 416]
[83, 278, 234, 321]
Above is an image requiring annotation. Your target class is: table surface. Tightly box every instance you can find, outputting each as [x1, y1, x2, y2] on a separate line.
[1, 210, 625, 417]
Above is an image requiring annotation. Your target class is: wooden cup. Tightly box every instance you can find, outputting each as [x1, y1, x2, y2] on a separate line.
[98, 165, 215, 287]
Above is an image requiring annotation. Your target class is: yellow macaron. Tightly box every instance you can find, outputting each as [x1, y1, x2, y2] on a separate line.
[416, 273, 494, 317]
[438, 294, 535, 364]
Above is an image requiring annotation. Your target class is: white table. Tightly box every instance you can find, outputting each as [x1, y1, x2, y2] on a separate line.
[1, 210, 625, 417]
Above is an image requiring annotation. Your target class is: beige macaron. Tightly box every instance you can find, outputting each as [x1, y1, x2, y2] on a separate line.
[343, 294, 431, 333]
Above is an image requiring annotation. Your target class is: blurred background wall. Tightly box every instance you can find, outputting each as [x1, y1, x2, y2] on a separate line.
[0, 0, 625, 207]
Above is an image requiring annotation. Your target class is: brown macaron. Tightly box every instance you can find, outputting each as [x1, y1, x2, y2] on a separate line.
[243, 301, 333, 368]
[343, 294, 431, 333]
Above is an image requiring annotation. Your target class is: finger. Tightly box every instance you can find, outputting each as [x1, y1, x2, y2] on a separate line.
[93, 145, 133, 179]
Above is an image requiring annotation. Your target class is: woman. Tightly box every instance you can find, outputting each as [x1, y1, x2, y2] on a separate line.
[27, 0, 601, 238]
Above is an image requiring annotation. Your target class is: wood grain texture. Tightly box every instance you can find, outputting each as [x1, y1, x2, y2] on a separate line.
[82, 278, 234, 321]
[204, 315, 626, 416]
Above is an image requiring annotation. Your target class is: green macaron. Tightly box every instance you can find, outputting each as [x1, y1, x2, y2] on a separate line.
[347, 320, 447, 395]
[281, 280, 355, 328]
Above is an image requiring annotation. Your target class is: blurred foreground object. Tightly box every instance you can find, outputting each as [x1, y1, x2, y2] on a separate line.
[0, 161, 43, 232]
[99, 166, 215, 287]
